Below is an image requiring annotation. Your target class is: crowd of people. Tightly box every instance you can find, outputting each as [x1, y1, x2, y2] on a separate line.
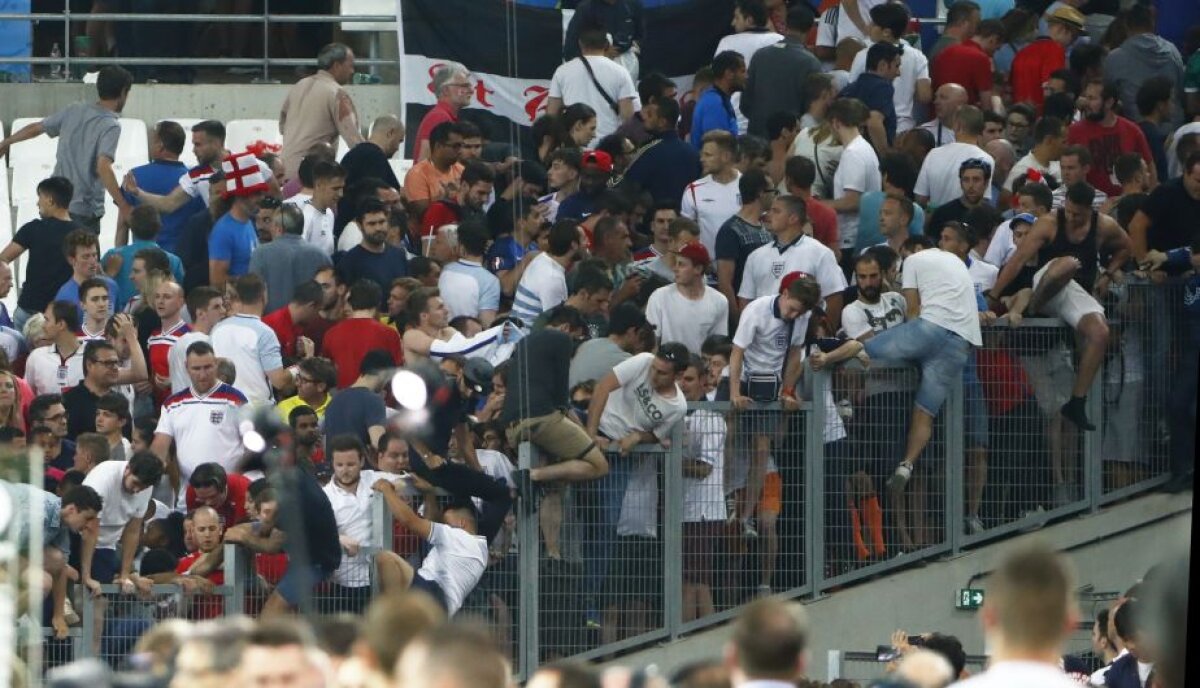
[0, 0, 1197, 684]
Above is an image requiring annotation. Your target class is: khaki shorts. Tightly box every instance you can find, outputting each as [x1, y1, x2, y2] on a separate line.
[506, 410, 596, 463]
[1033, 262, 1105, 329]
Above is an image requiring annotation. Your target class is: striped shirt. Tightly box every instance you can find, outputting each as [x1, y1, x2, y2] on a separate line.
[155, 383, 248, 481]
[149, 320, 192, 403]
[511, 253, 568, 326]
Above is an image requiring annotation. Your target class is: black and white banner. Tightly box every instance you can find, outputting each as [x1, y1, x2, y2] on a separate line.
[396, 0, 735, 157]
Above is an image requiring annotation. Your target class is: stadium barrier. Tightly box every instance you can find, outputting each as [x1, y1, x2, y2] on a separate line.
[825, 649, 989, 683]
[18, 292, 1188, 678]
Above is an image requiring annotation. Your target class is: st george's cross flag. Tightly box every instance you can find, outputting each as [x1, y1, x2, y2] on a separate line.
[396, 0, 735, 157]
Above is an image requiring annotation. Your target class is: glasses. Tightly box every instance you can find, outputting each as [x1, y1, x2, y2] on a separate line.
[448, 81, 472, 89]
[42, 412, 67, 422]
[93, 358, 121, 368]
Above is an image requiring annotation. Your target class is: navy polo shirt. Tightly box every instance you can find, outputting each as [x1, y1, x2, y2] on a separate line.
[123, 159, 205, 253]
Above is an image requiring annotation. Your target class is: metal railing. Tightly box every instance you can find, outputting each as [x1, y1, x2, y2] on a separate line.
[15, 280, 1191, 679]
[0, 10, 397, 83]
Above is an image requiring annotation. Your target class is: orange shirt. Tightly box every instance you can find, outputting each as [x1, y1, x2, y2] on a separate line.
[403, 160, 463, 203]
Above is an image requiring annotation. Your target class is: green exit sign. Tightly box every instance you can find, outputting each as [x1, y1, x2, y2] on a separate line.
[957, 589, 985, 610]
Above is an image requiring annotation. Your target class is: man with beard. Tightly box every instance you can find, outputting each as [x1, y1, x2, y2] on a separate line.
[929, 158, 994, 229]
[336, 199, 410, 302]
[1067, 80, 1157, 198]
[558, 151, 614, 223]
[420, 160, 496, 241]
[289, 405, 325, 469]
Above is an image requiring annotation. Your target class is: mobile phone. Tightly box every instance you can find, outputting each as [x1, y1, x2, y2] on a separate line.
[876, 645, 900, 662]
[908, 634, 924, 646]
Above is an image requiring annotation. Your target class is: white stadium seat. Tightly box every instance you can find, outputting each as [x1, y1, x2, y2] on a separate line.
[9, 160, 55, 206]
[161, 118, 203, 168]
[7, 116, 58, 167]
[389, 159, 414, 186]
[100, 198, 119, 254]
[115, 118, 150, 168]
[225, 119, 281, 154]
[336, 136, 351, 162]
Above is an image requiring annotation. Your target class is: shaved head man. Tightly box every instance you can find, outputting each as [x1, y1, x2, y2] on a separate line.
[922, 83, 969, 146]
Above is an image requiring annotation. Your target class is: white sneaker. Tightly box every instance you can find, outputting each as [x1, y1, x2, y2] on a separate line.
[741, 518, 759, 539]
[887, 462, 913, 493]
[965, 515, 985, 535]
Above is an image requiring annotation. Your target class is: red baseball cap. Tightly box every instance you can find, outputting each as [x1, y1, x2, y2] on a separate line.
[779, 271, 813, 293]
[677, 241, 711, 267]
[581, 150, 614, 174]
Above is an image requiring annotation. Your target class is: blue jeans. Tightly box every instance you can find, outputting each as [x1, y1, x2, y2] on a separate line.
[864, 318, 970, 416]
[581, 452, 634, 597]
[963, 352, 989, 449]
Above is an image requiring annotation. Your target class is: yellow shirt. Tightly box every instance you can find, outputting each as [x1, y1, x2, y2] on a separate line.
[277, 393, 331, 422]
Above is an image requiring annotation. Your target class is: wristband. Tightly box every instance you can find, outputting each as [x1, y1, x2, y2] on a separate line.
[781, 386, 796, 397]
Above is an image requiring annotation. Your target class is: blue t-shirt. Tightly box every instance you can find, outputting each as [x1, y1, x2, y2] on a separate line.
[54, 276, 118, 322]
[840, 72, 897, 145]
[208, 213, 258, 278]
[123, 160, 204, 253]
[854, 191, 926, 254]
[689, 86, 738, 149]
[487, 236, 536, 273]
[102, 240, 185, 310]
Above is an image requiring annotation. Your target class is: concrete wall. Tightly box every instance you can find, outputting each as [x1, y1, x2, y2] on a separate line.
[0, 83, 404, 131]
[600, 492, 1193, 681]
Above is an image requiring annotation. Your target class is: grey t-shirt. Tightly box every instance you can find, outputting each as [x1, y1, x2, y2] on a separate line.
[42, 102, 121, 218]
[568, 337, 631, 389]
[322, 387, 387, 457]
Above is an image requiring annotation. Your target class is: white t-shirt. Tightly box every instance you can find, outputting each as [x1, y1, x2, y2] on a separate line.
[849, 41, 929, 133]
[738, 234, 847, 301]
[1005, 152, 1061, 192]
[919, 118, 957, 147]
[984, 219, 1018, 267]
[915, 142, 995, 207]
[732, 294, 809, 376]
[901, 248, 982, 346]
[789, 128, 843, 199]
[511, 253, 568, 326]
[715, 30, 784, 135]
[549, 56, 637, 144]
[683, 409, 726, 522]
[324, 469, 402, 587]
[338, 221, 362, 253]
[831, 135, 882, 248]
[168, 331, 211, 395]
[645, 284, 729, 355]
[24, 344, 85, 396]
[210, 314, 285, 404]
[950, 660, 1084, 688]
[815, 0, 886, 49]
[155, 382, 248, 483]
[681, 173, 742, 257]
[284, 196, 336, 256]
[416, 522, 489, 616]
[967, 257, 999, 293]
[597, 352, 688, 441]
[83, 460, 153, 550]
[841, 292, 911, 396]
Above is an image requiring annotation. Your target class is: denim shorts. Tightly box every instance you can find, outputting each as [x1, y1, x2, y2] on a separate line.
[276, 563, 332, 607]
[864, 318, 970, 417]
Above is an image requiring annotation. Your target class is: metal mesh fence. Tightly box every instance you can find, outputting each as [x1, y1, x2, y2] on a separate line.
[828, 649, 989, 684]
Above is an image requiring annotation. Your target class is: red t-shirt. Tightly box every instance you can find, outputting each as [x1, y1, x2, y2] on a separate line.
[806, 198, 839, 253]
[175, 551, 225, 620]
[263, 306, 302, 360]
[1010, 38, 1064, 109]
[298, 315, 333, 357]
[1066, 116, 1153, 198]
[932, 39, 993, 104]
[185, 473, 252, 527]
[412, 101, 459, 160]
[322, 317, 404, 388]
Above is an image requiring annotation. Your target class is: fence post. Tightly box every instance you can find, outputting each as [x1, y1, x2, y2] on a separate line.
[1084, 375, 1103, 512]
[663, 423, 684, 639]
[945, 370, 965, 554]
[516, 441, 540, 679]
[79, 587, 95, 658]
[806, 366, 827, 595]
[224, 544, 246, 616]
[826, 649, 844, 681]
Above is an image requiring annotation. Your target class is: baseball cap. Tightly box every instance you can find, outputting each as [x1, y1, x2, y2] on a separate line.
[1011, 212, 1036, 227]
[1047, 5, 1086, 33]
[581, 150, 614, 174]
[779, 271, 813, 293]
[656, 341, 691, 372]
[462, 357, 495, 395]
[677, 241, 711, 267]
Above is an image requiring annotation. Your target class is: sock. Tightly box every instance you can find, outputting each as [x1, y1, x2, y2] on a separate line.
[864, 496, 886, 557]
[849, 503, 869, 560]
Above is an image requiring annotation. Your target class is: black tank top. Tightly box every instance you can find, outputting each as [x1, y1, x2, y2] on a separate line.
[1040, 208, 1100, 291]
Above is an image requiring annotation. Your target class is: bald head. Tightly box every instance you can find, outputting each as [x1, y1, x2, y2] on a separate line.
[934, 84, 969, 123]
[894, 649, 955, 688]
[191, 506, 224, 553]
[370, 115, 406, 157]
[985, 138, 1016, 181]
[154, 280, 186, 319]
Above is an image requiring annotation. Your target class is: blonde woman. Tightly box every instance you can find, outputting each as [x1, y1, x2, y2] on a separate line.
[0, 370, 25, 433]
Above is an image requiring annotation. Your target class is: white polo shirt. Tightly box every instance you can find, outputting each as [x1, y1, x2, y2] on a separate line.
[25, 344, 86, 396]
[737, 234, 847, 301]
[681, 173, 742, 257]
[967, 256, 999, 294]
[901, 248, 982, 346]
[732, 294, 809, 376]
[645, 283, 729, 355]
[849, 40, 929, 133]
[832, 136, 882, 249]
[511, 253, 568, 326]
[285, 195, 335, 256]
[211, 314, 285, 404]
[323, 469, 403, 587]
[416, 522, 489, 616]
[83, 460, 153, 550]
[683, 409, 726, 522]
[439, 259, 501, 320]
[915, 142, 995, 207]
[155, 382, 248, 483]
[597, 352, 687, 441]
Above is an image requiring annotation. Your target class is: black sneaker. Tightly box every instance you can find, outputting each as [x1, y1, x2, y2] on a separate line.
[1060, 396, 1095, 431]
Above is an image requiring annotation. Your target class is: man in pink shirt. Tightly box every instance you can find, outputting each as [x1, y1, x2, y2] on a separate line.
[413, 63, 472, 161]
